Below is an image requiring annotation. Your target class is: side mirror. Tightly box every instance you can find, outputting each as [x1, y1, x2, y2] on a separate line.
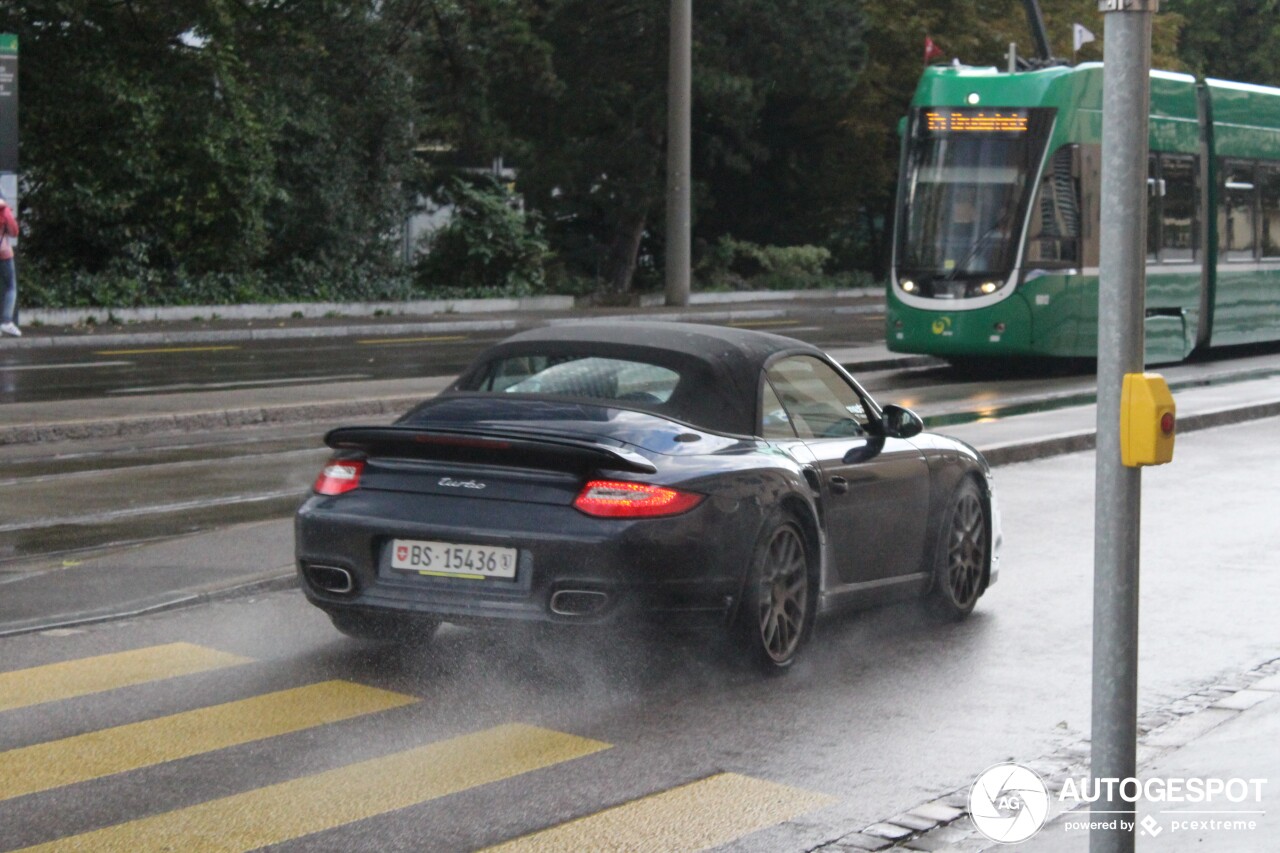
[881, 404, 924, 439]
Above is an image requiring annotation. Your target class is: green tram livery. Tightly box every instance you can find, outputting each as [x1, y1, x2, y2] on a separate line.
[887, 63, 1280, 365]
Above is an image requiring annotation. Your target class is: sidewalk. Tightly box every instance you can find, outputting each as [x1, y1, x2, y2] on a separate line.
[1009, 671, 1280, 852]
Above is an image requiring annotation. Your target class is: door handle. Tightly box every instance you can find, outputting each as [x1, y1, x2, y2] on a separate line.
[829, 475, 849, 495]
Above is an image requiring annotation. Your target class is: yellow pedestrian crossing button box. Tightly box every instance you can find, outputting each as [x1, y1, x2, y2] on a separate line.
[1120, 372, 1175, 467]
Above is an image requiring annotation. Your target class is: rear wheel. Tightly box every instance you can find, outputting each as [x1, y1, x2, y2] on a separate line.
[925, 479, 988, 620]
[737, 514, 813, 673]
[328, 611, 440, 645]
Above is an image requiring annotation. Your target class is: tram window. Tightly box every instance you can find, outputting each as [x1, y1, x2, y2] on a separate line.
[1261, 165, 1280, 258]
[1025, 146, 1080, 266]
[1161, 156, 1197, 262]
[1146, 153, 1199, 263]
[1219, 160, 1257, 261]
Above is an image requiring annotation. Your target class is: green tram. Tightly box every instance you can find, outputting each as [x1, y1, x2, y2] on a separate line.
[887, 63, 1280, 365]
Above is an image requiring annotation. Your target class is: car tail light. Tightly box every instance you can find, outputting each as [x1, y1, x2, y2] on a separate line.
[314, 460, 364, 495]
[573, 480, 704, 518]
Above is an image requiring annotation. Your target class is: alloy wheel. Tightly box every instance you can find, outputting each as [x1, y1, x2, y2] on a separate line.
[947, 492, 986, 607]
[755, 525, 809, 664]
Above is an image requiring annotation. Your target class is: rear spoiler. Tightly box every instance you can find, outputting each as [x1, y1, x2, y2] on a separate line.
[324, 426, 658, 475]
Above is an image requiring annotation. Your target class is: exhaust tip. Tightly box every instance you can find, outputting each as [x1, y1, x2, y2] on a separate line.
[305, 564, 355, 595]
[549, 589, 609, 617]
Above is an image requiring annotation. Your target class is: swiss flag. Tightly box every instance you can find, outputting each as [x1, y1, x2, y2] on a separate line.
[397, 545, 408, 561]
[924, 35, 944, 64]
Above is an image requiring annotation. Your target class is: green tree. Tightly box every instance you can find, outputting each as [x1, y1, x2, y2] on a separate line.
[1163, 0, 1278, 83]
[234, 0, 425, 275]
[513, 0, 867, 294]
[692, 0, 867, 265]
[6, 0, 277, 277]
[509, 0, 669, 293]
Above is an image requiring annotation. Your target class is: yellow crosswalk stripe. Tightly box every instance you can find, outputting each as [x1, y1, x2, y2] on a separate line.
[20, 724, 611, 853]
[0, 643, 251, 713]
[0, 680, 416, 801]
[482, 772, 836, 853]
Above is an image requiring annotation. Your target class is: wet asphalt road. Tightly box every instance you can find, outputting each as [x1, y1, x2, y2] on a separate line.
[0, 302, 887, 405]
[1, 418, 1278, 851]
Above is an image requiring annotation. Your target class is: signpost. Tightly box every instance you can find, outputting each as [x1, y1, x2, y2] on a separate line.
[0, 34, 17, 175]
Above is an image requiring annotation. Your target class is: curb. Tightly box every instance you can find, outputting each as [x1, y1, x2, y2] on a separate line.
[975, 398, 1280, 467]
[21, 287, 881, 327]
[6, 289, 884, 350]
[3, 318, 525, 350]
[22, 295, 578, 327]
[0, 571, 299, 639]
[0, 395, 427, 446]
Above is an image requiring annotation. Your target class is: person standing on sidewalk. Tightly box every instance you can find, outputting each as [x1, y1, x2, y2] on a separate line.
[0, 191, 18, 337]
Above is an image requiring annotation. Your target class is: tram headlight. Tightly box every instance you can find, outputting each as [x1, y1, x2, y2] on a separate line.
[901, 279, 917, 293]
[978, 281, 999, 295]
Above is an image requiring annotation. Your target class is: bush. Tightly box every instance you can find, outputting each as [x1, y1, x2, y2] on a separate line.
[695, 237, 837, 291]
[412, 176, 551, 296]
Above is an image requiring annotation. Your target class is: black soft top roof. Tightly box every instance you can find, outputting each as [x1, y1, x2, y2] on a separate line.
[449, 321, 826, 435]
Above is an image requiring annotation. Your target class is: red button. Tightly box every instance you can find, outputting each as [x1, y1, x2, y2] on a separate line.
[1160, 412, 1175, 435]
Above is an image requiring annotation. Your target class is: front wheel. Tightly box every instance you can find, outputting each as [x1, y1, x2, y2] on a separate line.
[925, 479, 988, 620]
[736, 514, 813, 673]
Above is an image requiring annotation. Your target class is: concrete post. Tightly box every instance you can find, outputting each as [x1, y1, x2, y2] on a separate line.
[664, 0, 692, 307]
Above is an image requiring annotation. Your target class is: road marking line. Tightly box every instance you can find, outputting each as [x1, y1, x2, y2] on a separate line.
[356, 334, 469, 345]
[0, 680, 417, 801]
[0, 643, 250, 713]
[482, 772, 836, 853]
[106, 373, 369, 394]
[19, 724, 610, 853]
[0, 361, 133, 372]
[93, 346, 241, 355]
[727, 319, 800, 329]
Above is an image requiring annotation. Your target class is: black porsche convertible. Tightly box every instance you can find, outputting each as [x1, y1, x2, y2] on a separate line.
[295, 321, 1001, 671]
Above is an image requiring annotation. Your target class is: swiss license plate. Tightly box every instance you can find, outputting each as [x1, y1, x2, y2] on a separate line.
[390, 538, 518, 580]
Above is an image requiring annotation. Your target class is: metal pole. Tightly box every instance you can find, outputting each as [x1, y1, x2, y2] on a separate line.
[664, 0, 692, 306]
[1091, 2, 1155, 852]
[1020, 0, 1054, 61]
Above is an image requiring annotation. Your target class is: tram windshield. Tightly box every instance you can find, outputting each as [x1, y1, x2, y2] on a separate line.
[897, 107, 1055, 293]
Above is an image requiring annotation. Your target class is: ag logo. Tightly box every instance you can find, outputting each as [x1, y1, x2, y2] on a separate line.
[931, 317, 953, 335]
[969, 762, 1050, 844]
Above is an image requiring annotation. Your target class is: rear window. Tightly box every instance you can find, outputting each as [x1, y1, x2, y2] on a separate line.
[470, 355, 682, 406]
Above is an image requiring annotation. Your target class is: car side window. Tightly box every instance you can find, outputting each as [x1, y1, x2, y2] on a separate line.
[765, 356, 870, 440]
[760, 379, 798, 438]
